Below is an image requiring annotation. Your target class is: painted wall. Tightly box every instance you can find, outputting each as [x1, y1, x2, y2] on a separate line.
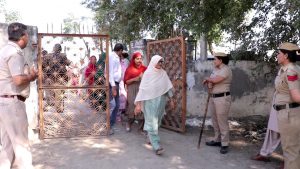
[186, 60, 276, 117]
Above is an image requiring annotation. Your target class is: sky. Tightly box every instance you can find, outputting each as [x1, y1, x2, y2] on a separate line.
[5, 0, 94, 33]
[2, 0, 101, 64]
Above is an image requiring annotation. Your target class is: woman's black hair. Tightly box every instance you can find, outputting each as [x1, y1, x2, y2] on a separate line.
[122, 52, 129, 58]
[113, 43, 124, 52]
[216, 56, 229, 65]
[279, 49, 298, 63]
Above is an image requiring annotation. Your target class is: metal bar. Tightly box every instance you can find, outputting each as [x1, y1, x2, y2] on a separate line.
[180, 36, 187, 132]
[147, 36, 183, 45]
[37, 32, 110, 138]
[37, 34, 45, 139]
[198, 93, 211, 149]
[39, 86, 107, 90]
[38, 33, 109, 38]
[105, 36, 110, 136]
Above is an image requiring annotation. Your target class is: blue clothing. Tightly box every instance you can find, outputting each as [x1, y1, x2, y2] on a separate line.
[109, 83, 120, 127]
[143, 89, 173, 150]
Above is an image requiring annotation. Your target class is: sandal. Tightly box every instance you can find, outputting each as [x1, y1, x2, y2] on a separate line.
[155, 147, 165, 155]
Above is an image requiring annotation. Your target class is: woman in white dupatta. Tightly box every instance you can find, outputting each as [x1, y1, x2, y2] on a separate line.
[134, 55, 174, 155]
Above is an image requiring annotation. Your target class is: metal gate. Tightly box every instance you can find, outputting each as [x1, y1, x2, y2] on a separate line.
[37, 33, 110, 138]
[147, 36, 187, 133]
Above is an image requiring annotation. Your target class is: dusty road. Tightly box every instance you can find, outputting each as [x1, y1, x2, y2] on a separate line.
[31, 123, 282, 169]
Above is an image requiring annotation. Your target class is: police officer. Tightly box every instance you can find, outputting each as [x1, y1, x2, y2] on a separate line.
[273, 42, 300, 169]
[0, 22, 38, 168]
[203, 52, 232, 154]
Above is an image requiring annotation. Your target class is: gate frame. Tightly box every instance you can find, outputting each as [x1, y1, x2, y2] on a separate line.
[37, 33, 110, 139]
[147, 36, 187, 133]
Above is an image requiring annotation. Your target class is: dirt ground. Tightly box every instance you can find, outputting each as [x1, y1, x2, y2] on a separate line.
[31, 122, 283, 169]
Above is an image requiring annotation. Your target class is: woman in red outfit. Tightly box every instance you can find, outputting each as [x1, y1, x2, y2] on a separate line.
[124, 52, 147, 132]
[85, 56, 97, 106]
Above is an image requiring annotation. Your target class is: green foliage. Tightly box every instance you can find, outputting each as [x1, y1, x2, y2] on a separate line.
[82, 0, 254, 46]
[82, 0, 300, 67]
[230, 50, 258, 61]
[236, 0, 300, 62]
[0, 0, 21, 23]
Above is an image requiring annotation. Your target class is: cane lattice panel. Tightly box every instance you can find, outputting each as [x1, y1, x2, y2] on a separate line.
[147, 36, 187, 133]
[38, 33, 110, 138]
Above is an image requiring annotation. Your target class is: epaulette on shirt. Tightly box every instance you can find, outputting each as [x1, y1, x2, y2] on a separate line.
[286, 66, 299, 82]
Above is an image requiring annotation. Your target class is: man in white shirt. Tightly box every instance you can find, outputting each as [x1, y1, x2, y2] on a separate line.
[109, 43, 124, 134]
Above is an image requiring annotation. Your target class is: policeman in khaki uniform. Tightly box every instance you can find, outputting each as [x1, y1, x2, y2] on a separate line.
[203, 52, 232, 154]
[0, 22, 38, 169]
[273, 42, 300, 169]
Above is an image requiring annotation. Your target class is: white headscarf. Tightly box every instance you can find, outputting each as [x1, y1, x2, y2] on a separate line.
[135, 55, 173, 103]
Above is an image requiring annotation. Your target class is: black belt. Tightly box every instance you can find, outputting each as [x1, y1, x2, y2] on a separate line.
[212, 92, 230, 98]
[273, 103, 300, 111]
[0, 95, 26, 102]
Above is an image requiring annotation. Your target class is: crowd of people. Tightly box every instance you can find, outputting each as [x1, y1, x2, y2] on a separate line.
[0, 22, 300, 169]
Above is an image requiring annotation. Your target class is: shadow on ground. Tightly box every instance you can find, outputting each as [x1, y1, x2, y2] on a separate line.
[32, 123, 282, 169]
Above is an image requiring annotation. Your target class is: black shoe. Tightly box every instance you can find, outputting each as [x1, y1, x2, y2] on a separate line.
[220, 146, 229, 154]
[205, 141, 221, 147]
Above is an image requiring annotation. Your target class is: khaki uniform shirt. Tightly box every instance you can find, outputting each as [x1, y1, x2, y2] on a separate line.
[210, 64, 232, 94]
[274, 63, 300, 105]
[0, 41, 29, 97]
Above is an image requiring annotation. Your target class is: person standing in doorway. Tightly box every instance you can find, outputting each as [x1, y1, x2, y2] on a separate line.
[85, 55, 97, 108]
[134, 55, 174, 155]
[124, 51, 147, 132]
[272, 42, 300, 169]
[94, 53, 107, 111]
[203, 52, 232, 154]
[118, 52, 129, 122]
[95, 53, 106, 86]
[0, 22, 38, 169]
[109, 43, 124, 135]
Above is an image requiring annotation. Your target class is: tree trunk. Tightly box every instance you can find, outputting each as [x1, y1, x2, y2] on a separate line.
[200, 35, 207, 61]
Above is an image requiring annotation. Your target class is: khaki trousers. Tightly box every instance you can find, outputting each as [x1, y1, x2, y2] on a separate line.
[209, 95, 231, 146]
[0, 97, 33, 169]
[277, 107, 300, 169]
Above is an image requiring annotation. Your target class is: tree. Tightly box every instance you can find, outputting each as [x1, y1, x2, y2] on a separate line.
[83, 0, 300, 63]
[234, 0, 300, 61]
[82, 0, 254, 50]
[0, 0, 21, 23]
[178, 0, 254, 52]
[62, 14, 97, 58]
